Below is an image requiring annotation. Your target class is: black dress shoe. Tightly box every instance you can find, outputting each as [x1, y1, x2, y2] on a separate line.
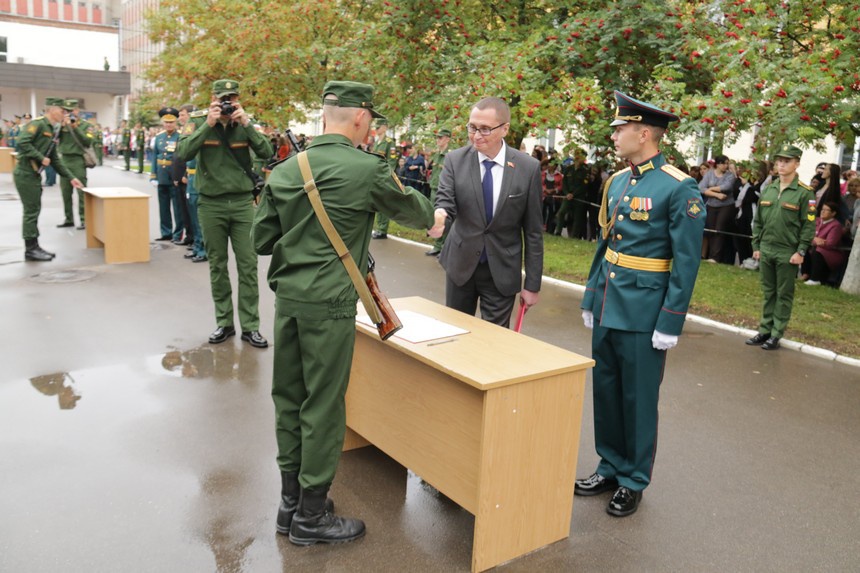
[371, 231, 387, 239]
[241, 330, 268, 348]
[57, 222, 74, 228]
[745, 332, 769, 346]
[761, 337, 781, 350]
[182, 238, 193, 246]
[574, 473, 618, 497]
[76, 224, 86, 230]
[209, 326, 236, 344]
[425, 248, 441, 257]
[606, 486, 642, 517]
[191, 255, 208, 263]
[155, 236, 172, 241]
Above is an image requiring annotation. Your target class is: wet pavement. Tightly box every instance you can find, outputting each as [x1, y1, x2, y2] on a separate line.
[1, 161, 859, 572]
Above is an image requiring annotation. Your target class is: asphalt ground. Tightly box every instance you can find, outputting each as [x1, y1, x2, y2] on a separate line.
[1, 159, 858, 572]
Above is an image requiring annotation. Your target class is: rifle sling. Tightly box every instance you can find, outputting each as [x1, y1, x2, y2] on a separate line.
[296, 151, 382, 325]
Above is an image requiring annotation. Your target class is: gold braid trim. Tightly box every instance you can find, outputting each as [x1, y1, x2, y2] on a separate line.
[598, 168, 630, 240]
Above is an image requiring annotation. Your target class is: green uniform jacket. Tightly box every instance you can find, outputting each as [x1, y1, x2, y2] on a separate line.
[176, 114, 273, 198]
[428, 148, 447, 192]
[135, 129, 145, 149]
[752, 175, 815, 255]
[252, 134, 434, 319]
[57, 120, 94, 156]
[582, 154, 705, 336]
[13, 117, 75, 179]
[373, 136, 399, 170]
[562, 163, 589, 199]
[120, 128, 131, 150]
[150, 130, 180, 185]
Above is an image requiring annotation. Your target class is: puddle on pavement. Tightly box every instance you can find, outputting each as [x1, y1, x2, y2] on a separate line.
[29, 268, 99, 283]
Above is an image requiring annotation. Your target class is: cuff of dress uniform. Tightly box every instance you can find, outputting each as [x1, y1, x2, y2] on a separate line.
[656, 309, 686, 336]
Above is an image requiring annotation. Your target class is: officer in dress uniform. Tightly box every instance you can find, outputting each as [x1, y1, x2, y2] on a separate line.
[56, 99, 94, 230]
[176, 79, 272, 348]
[745, 144, 815, 351]
[150, 108, 183, 241]
[370, 119, 399, 239]
[576, 91, 705, 517]
[252, 80, 434, 546]
[13, 97, 83, 261]
[425, 127, 452, 256]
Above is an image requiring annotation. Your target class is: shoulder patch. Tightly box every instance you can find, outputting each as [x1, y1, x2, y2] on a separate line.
[686, 198, 704, 219]
[27, 124, 37, 134]
[181, 122, 196, 136]
[661, 164, 689, 182]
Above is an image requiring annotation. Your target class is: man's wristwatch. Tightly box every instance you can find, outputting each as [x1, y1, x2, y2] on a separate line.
[796, 250, 806, 257]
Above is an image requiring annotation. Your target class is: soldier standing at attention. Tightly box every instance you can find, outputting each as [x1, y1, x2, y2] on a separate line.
[370, 119, 399, 239]
[425, 127, 452, 256]
[150, 108, 183, 242]
[576, 91, 705, 517]
[176, 79, 272, 348]
[745, 145, 815, 351]
[13, 97, 83, 261]
[56, 99, 94, 230]
[135, 122, 146, 173]
[120, 120, 132, 171]
[252, 80, 435, 546]
[555, 148, 589, 238]
[7, 115, 21, 149]
[93, 123, 104, 166]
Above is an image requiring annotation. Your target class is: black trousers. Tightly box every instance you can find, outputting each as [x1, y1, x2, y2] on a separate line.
[446, 262, 516, 328]
[705, 204, 736, 262]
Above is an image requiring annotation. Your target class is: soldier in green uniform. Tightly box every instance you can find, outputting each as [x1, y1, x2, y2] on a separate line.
[252, 81, 434, 546]
[120, 120, 132, 171]
[7, 116, 21, 149]
[554, 148, 589, 238]
[425, 127, 452, 256]
[57, 99, 94, 230]
[745, 145, 815, 351]
[13, 97, 83, 261]
[176, 79, 272, 348]
[150, 108, 183, 241]
[93, 123, 104, 166]
[370, 119, 399, 239]
[576, 91, 705, 517]
[134, 122, 146, 173]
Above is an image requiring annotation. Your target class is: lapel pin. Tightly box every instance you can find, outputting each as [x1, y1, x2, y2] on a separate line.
[507, 161, 515, 168]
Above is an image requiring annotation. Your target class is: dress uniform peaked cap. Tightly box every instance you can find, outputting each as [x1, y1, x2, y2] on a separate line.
[159, 107, 179, 121]
[213, 79, 240, 97]
[322, 81, 386, 120]
[45, 97, 65, 107]
[62, 99, 78, 111]
[773, 144, 802, 159]
[610, 91, 680, 128]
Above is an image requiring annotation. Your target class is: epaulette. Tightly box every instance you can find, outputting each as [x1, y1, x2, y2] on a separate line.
[798, 181, 812, 191]
[156, 129, 166, 136]
[661, 164, 690, 182]
[190, 110, 207, 118]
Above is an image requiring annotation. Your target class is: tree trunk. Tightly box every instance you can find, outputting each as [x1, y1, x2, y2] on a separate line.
[840, 230, 860, 295]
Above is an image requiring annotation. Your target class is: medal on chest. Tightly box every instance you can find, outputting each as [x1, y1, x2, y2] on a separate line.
[629, 196, 652, 221]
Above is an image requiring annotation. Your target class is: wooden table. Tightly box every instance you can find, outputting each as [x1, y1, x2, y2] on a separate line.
[0, 147, 15, 173]
[83, 187, 150, 264]
[345, 297, 593, 572]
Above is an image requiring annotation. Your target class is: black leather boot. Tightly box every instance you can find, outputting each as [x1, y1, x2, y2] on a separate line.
[25, 239, 52, 262]
[276, 472, 334, 535]
[35, 240, 56, 258]
[288, 485, 365, 546]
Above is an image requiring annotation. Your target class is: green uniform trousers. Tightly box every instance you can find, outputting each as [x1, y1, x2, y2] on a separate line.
[13, 167, 44, 240]
[60, 155, 87, 225]
[757, 249, 798, 339]
[374, 212, 390, 234]
[272, 308, 355, 489]
[95, 146, 103, 166]
[124, 148, 131, 170]
[592, 324, 667, 492]
[554, 199, 575, 237]
[136, 149, 144, 173]
[197, 196, 260, 331]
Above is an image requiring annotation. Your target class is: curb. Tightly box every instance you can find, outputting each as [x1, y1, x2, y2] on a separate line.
[389, 236, 859, 368]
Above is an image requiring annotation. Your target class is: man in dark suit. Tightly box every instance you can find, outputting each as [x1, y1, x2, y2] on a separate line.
[429, 97, 543, 327]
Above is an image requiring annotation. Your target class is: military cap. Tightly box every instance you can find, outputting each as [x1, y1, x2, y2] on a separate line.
[213, 79, 240, 97]
[45, 97, 65, 107]
[773, 144, 802, 160]
[322, 80, 385, 120]
[22, 113, 32, 119]
[435, 128, 452, 137]
[159, 107, 179, 121]
[610, 90, 679, 128]
[376, 119, 389, 127]
[62, 99, 79, 111]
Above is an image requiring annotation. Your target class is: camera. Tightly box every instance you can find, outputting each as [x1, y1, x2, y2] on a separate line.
[219, 95, 236, 116]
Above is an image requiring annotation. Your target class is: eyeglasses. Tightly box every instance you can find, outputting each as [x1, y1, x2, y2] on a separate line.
[466, 123, 507, 136]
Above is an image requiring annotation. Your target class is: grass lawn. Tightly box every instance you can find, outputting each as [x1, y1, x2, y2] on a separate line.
[389, 222, 860, 358]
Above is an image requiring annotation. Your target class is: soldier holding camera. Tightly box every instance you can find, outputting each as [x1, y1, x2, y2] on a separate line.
[176, 79, 273, 349]
[56, 99, 94, 230]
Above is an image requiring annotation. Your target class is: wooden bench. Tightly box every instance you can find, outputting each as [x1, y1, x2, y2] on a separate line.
[345, 296, 593, 572]
[83, 187, 150, 264]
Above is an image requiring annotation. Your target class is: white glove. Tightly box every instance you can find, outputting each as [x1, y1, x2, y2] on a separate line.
[582, 310, 594, 330]
[651, 330, 678, 351]
[150, 179, 158, 187]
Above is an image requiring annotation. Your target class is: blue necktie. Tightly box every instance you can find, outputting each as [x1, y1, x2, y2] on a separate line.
[480, 159, 495, 263]
[482, 159, 495, 224]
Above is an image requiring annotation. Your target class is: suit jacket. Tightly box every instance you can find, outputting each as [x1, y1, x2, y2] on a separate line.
[436, 143, 543, 297]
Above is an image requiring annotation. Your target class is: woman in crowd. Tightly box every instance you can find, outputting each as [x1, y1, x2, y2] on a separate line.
[847, 178, 860, 239]
[803, 203, 846, 286]
[816, 163, 849, 223]
[699, 155, 737, 263]
[404, 145, 428, 196]
[541, 161, 563, 234]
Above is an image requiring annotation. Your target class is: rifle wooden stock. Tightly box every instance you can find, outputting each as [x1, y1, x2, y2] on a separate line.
[366, 270, 402, 340]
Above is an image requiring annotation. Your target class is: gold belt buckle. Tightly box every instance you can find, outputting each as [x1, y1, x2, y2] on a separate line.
[606, 250, 619, 264]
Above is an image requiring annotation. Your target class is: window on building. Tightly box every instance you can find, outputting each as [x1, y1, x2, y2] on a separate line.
[0, 36, 7, 63]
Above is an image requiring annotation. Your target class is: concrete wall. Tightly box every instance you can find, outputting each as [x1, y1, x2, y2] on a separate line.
[0, 20, 119, 70]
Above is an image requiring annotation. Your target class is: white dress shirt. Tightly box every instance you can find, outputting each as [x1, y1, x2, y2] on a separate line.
[477, 141, 507, 217]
